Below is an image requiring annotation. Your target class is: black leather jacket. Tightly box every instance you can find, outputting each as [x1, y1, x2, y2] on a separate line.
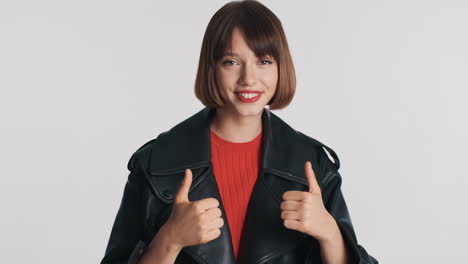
[100, 106, 378, 264]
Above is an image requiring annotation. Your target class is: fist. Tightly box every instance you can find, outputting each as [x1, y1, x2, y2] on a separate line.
[280, 161, 335, 241]
[164, 168, 225, 248]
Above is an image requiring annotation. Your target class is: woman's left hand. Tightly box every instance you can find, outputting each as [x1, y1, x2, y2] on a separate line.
[280, 161, 337, 242]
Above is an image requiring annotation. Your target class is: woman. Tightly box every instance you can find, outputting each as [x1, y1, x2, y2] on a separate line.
[101, 1, 378, 264]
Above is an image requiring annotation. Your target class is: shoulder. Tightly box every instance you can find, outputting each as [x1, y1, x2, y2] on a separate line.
[125, 113, 194, 172]
[126, 137, 159, 172]
[269, 111, 341, 172]
[296, 130, 341, 170]
[292, 129, 343, 187]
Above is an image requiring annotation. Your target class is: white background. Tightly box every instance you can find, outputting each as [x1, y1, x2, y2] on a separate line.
[1, 0, 467, 263]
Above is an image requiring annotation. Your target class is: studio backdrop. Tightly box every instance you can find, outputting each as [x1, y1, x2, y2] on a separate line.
[1, 0, 467, 263]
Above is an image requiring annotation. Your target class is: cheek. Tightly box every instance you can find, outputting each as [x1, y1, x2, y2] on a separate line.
[216, 74, 236, 99]
[266, 67, 278, 85]
[217, 70, 237, 86]
[264, 73, 278, 91]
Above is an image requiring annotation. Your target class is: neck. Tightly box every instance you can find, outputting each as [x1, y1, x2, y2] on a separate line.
[210, 107, 263, 143]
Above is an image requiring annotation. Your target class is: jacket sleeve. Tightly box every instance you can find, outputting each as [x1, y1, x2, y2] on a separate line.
[319, 146, 379, 264]
[100, 153, 148, 264]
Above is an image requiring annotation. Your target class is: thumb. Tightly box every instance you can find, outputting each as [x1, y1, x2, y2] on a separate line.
[174, 168, 192, 203]
[305, 161, 320, 193]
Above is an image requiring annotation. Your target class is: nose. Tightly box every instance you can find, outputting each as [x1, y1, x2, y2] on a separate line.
[239, 63, 257, 86]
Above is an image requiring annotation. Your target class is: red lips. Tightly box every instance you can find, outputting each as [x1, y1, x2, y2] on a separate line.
[235, 90, 262, 93]
[235, 90, 262, 103]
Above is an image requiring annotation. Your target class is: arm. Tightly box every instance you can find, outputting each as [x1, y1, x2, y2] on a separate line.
[101, 153, 183, 264]
[307, 142, 378, 264]
[317, 215, 350, 264]
[100, 154, 148, 264]
[137, 223, 183, 264]
[320, 167, 379, 264]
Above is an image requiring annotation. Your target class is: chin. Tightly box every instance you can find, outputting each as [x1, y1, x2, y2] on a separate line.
[232, 103, 266, 117]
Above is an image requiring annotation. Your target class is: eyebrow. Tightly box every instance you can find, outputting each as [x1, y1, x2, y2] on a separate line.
[222, 51, 273, 59]
[223, 51, 240, 57]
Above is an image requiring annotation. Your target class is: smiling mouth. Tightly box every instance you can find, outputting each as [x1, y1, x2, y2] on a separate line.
[235, 91, 262, 103]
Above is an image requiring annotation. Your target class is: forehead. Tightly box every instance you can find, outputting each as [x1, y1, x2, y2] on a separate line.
[223, 27, 274, 59]
[223, 28, 253, 55]
[214, 23, 279, 63]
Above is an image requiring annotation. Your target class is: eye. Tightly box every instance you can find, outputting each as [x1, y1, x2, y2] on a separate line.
[260, 59, 273, 65]
[222, 60, 237, 66]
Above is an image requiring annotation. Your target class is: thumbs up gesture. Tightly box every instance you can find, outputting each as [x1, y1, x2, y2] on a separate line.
[280, 161, 338, 242]
[163, 168, 224, 248]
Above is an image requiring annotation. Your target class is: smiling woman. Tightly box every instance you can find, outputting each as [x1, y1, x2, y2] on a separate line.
[100, 1, 379, 264]
[194, 0, 296, 114]
[213, 26, 279, 120]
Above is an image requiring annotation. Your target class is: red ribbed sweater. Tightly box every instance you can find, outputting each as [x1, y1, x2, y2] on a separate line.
[210, 128, 263, 261]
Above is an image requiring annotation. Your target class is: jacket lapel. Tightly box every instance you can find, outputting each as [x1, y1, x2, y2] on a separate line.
[146, 106, 337, 264]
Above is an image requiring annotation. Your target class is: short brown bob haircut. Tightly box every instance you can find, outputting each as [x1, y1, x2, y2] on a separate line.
[194, 0, 296, 110]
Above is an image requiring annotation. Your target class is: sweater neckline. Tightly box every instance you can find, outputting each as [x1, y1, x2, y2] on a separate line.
[210, 129, 263, 152]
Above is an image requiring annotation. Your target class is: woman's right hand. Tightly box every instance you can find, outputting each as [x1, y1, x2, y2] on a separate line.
[163, 168, 224, 249]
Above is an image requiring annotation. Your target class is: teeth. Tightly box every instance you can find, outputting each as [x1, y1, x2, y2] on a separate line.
[238, 93, 259, 99]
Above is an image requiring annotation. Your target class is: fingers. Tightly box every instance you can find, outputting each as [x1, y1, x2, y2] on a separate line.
[169, 168, 225, 247]
[282, 190, 309, 201]
[305, 161, 320, 193]
[202, 207, 222, 221]
[202, 215, 224, 243]
[280, 200, 301, 211]
[175, 168, 193, 203]
[281, 210, 301, 221]
[196, 197, 220, 211]
[210, 217, 224, 229]
[205, 228, 222, 242]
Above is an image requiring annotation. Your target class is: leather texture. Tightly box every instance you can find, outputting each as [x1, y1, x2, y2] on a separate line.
[100, 106, 379, 264]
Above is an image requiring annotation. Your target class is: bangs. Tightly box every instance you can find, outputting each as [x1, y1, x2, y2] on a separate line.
[195, 0, 296, 110]
[212, 4, 282, 64]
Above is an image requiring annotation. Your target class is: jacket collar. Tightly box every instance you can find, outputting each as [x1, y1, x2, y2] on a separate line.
[147, 106, 338, 180]
[144, 106, 340, 264]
